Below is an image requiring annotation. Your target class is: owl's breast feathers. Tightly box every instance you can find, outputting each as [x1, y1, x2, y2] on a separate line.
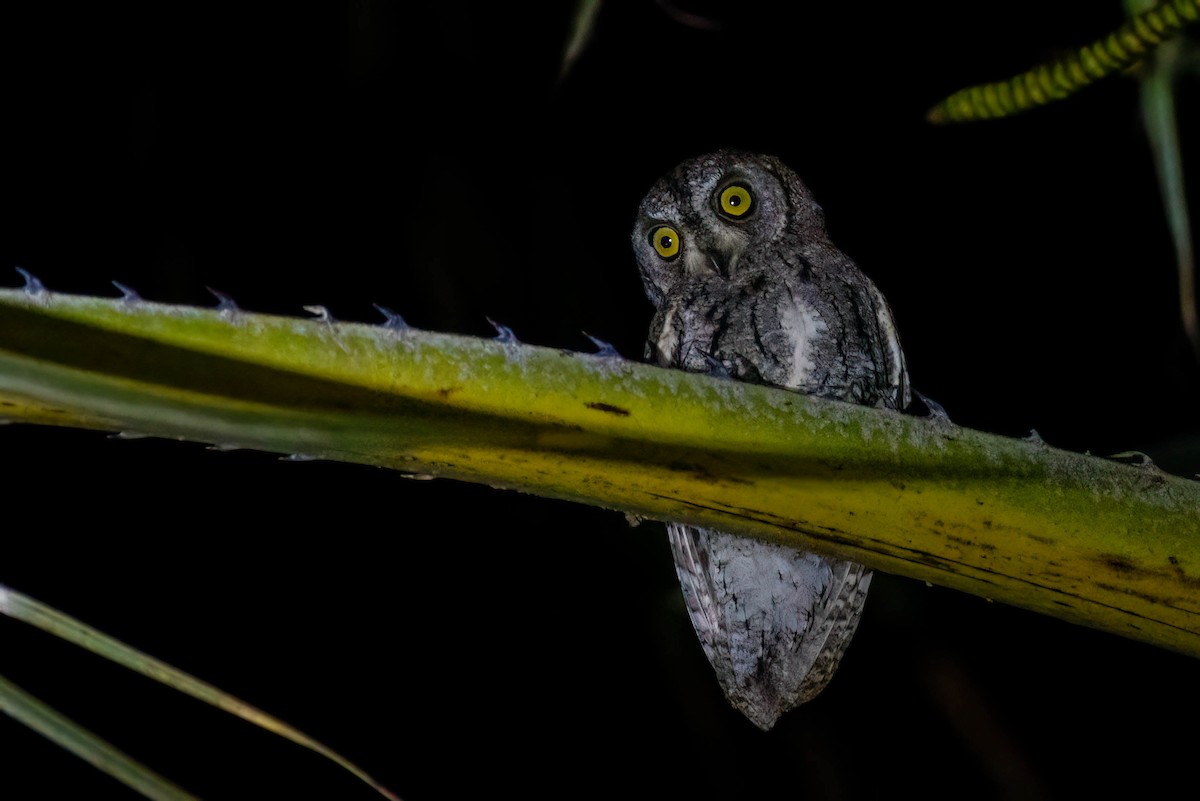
[649, 259, 908, 410]
[646, 277, 732, 375]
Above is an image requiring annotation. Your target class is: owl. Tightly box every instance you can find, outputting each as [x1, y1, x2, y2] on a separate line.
[632, 151, 910, 730]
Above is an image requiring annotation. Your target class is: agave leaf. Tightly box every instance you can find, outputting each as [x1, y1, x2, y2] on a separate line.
[0, 286, 1198, 657]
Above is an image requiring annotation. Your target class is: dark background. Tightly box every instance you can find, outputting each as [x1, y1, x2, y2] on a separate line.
[4, 2, 1199, 799]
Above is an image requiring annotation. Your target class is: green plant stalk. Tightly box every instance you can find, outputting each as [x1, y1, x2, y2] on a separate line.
[1, 287, 1198, 656]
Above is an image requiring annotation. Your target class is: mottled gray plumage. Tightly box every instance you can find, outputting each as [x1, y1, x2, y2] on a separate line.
[632, 151, 909, 729]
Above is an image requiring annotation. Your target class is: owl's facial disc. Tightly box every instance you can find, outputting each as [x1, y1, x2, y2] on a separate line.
[634, 154, 791, 305]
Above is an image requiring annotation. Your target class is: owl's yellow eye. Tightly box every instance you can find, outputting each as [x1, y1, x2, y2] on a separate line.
[650, 226, 680, 259]
[718, 184, 753, 218]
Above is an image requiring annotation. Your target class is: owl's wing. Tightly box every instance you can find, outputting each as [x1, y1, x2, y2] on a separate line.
[667, 523, 869, 729]
[742, 276, 909, 408]
[785, 556, 873, 707]
[665, 523, 727, 670]
[865, 281, 910, 410]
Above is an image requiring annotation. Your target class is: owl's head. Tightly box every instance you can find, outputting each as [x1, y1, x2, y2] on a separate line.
[632, 151, 827, 309]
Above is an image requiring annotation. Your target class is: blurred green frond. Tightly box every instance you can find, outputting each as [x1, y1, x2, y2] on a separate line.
[560, 0, 602, 81]
[1132, 0, 1200, 360]
[0, 673, 199, 801]
[928, 0, 1199, 123]
[0, 584, 400, 799]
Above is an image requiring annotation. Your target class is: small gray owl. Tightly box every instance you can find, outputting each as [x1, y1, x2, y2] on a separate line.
[632, 151, 910, 730]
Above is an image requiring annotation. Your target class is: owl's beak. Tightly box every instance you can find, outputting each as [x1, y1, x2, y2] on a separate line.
[684, 241, 735, 280]
[707, 251, 739, 279]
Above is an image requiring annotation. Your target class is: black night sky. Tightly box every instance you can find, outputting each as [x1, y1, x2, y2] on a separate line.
[4, 3, 1199, 799]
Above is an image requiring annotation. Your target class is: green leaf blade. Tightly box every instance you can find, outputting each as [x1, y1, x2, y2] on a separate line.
[0, 584, 401, 800]
[0, 673, 199, 801]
